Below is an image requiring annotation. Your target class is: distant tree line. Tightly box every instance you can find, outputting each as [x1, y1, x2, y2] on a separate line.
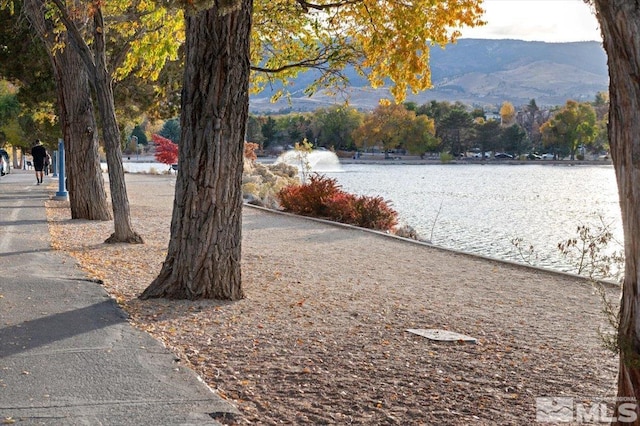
[244, 94, 609, 160]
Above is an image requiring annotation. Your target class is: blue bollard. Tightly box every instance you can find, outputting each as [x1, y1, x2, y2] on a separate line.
[52, 151, 58, 177]
[55, 139, 68, 200]
[51, 151, 58, 177]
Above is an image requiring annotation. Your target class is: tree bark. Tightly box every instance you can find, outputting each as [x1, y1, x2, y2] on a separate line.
[91, 6, 142, 244]
[47, 0, 142, 243]
[595, 1, 640, 424]
[141, 1, 251, 300]
[54, 42, 111, 221]
[23, 0, 110, 221]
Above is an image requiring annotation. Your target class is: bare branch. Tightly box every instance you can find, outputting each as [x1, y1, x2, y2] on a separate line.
[295, 0, 363, 11]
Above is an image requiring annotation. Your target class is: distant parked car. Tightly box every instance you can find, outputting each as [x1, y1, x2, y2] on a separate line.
[541, 153, 555, 160]
[527, 153, 542, 160]
[0, 149, 9, 176]
[494, 153, 513, 159]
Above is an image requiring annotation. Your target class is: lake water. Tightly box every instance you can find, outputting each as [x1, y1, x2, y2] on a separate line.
[111, 160, 624, 277]
[324, 163, 623, 277]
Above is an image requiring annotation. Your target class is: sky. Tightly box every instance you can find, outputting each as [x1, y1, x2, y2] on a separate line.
[460, 0, 602, 43]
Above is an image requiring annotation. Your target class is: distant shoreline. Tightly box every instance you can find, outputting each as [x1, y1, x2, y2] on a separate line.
[258, 156, 613, 166]
[119, 154, 613, 167]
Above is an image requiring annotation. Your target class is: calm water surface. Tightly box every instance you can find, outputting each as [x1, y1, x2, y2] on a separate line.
[112, 160, 623, 276]
[324, 164, 622, 275]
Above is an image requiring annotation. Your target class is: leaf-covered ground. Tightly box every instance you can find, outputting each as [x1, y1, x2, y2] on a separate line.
[46, 173, 619, 425]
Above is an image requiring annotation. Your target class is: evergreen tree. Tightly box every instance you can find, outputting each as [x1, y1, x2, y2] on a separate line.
[159, 118, 180, 143]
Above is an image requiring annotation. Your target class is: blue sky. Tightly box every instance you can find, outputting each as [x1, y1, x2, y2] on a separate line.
[460, 0, 601, 43]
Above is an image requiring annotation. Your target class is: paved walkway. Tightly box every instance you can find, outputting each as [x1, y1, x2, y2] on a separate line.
[0, 170, 238, 425]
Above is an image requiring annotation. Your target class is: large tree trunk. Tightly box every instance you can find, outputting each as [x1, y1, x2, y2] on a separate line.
[54, 42, 111, 221]
[595, 1, 640, 424]
[91, 7, 142, 244]
[24, 0, 110, 221]
[141, 1, 251, 300]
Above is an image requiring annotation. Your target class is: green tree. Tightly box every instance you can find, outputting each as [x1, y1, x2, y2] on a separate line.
[141, 0, 484, 300]
[0, 82, 22, 152]
[0, 82, 19, 125]
[261, 116, 278, 148]
[275, 114, 312, 147]
[501, 124, 528, 157]
[41, 0, 184, 242]
[159, 118, 181, 144]
[245, 115, 265, 148]
[474, 119, 501, 157]
[310, 106, 362, 151]
[0, 5, 58, 152]
[540, 100, 597, 160]
[439, 108, 474, 155]
[130, 125, 148, 147]
[417, 100, 470, 148]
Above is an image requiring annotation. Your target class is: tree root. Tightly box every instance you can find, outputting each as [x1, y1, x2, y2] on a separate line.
[104, 232, 144, 244]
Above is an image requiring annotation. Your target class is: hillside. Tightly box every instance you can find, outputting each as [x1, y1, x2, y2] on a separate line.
[249, 39, 608, 113]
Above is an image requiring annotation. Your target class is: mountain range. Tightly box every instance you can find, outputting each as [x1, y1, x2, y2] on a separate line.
[249, 39, 609, 113]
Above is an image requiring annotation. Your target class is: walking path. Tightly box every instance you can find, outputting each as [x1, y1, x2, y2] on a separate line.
[0, 170, 238, 425]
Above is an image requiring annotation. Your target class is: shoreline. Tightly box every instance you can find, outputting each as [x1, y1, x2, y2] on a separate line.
[260, 156, 613, 166]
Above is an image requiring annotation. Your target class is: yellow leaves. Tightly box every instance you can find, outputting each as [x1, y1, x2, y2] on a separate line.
[251, 0, 484, 103]
[2, 418, 16, 424]
[500, 101, 516, 126]
[112, 5, 184, 82]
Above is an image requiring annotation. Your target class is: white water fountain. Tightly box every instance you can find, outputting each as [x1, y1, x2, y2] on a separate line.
[274, 149, 342, 174]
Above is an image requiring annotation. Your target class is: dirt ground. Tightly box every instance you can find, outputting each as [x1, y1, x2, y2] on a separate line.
[46, 173, 620, 425]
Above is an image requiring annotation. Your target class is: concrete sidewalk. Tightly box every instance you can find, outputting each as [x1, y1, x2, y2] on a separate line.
[0, 170, 238, 425]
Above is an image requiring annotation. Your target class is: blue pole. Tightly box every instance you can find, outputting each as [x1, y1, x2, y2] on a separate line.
[52, 151, 58, 177]
[55, 139, 68, 200]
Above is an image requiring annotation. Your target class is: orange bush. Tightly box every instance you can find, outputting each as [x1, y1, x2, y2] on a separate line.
[277, 174, 398, 232]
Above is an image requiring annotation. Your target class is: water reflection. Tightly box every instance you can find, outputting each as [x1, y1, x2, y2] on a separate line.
[325, 164, 622, 276]
[104, 161, 622, 277]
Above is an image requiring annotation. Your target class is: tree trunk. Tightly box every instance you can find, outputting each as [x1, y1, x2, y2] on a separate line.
[54, 43, 111, 221]
[23, 0, 110, 221]
[595, 1, 640, 424]
[141, 1, 251, 300]
[91, 8, 143, 244]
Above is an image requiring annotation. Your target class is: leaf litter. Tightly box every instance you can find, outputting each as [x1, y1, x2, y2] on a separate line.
[44, 174, 619, 425]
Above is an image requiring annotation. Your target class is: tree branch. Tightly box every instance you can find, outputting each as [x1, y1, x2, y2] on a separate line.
[295, 0, 363, 11]
[49, 0, 97, 79]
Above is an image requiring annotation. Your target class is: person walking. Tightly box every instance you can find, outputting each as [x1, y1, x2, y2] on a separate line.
[31, 139, 47, 185]
[44, 152, 51, 176]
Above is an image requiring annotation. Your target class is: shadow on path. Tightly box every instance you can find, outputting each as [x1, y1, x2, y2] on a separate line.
[0, 299, 126, 358]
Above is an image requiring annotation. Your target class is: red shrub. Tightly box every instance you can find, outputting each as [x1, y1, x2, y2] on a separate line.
[324, 192, 358, 224]
[352, 195, 398, 231]
[153, 134, 178, 165]
[277, 174, 342, 216]
[277, 174, 398, 232]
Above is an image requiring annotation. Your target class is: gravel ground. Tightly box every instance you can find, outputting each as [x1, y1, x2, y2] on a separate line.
[46, 173, 620, 425]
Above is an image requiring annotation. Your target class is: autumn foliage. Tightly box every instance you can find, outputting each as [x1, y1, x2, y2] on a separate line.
[153, 134, 178, 165]
[244, 142, 259, 161]
[278, 174, 398, 232]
